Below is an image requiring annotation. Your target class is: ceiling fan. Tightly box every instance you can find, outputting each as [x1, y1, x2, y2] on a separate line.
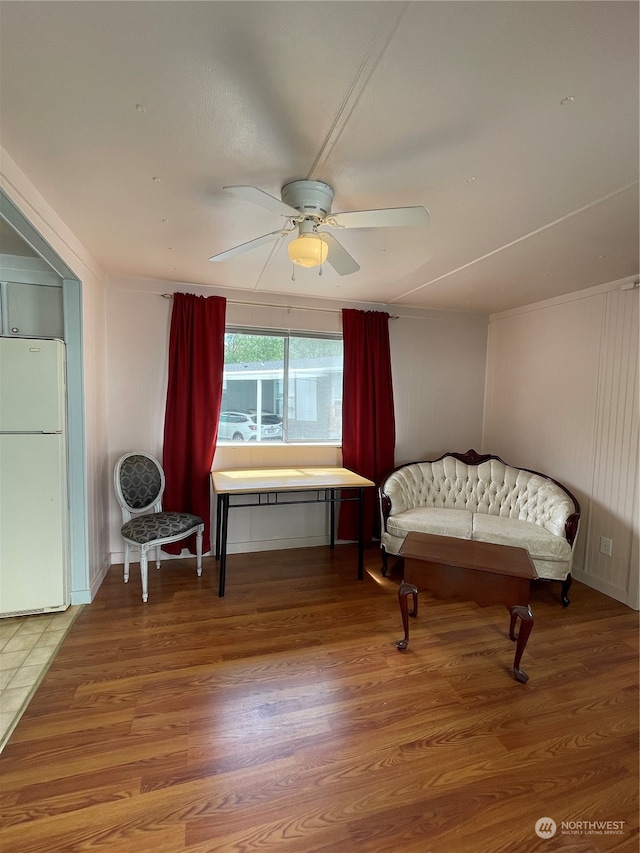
[209, 180, 430, 276]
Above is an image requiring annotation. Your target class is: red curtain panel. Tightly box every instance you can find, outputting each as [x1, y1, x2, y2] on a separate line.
[162, 293, 226, 554]
[338, 308, 396, 543]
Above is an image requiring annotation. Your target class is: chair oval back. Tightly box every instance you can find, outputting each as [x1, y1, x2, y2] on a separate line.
[115, 452, 165, 517]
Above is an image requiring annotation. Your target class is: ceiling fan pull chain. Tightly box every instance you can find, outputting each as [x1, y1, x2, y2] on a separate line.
[291, 266, 296, 282]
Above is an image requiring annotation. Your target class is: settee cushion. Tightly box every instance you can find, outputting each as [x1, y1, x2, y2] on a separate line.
[388, 507, 473, 540]
[471, 514, 572, 562]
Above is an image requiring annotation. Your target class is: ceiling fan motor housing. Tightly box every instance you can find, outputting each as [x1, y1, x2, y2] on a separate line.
[281, 180, 334, 219]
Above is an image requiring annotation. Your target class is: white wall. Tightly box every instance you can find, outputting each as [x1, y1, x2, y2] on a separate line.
[106, 276, 488, 560]
[390, 308, 487, 463]
[0, 148, 110, 601]
[483, 278, 639, 608]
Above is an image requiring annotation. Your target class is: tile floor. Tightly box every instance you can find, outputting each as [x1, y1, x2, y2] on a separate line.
[0, 606, 82, 752]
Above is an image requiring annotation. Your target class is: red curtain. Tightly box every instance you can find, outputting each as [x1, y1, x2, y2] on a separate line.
[162, 293, 226, 554]
[338, 308, 396, 543]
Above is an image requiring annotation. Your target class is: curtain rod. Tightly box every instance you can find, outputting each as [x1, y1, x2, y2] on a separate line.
[160, 293, 399, 318]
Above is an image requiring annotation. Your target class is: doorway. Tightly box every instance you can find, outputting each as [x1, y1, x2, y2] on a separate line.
[1, 190, 90, 603]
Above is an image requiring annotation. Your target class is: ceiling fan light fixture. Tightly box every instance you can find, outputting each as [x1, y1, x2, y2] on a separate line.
[287, 234, 328, 268]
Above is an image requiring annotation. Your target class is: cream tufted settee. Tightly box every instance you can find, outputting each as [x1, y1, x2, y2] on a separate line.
[379, 449, 580, 606]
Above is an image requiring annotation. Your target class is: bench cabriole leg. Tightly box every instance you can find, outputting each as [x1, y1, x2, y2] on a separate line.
[396, 582, 419, 651]
[509, 604, 533, 683]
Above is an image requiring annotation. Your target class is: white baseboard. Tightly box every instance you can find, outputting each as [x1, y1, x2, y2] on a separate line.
[225, 535, 331, 554]
[573, 567, 637, 609]
[71, 556, 111, 604]
[109, 548, 214, 565]
[108, 535, 349, 566]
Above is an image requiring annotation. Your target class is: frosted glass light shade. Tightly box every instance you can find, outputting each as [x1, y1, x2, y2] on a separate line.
[288, 234, 328, 268]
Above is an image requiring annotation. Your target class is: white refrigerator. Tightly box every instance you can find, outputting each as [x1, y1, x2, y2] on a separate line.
[0, 338, 70, 616]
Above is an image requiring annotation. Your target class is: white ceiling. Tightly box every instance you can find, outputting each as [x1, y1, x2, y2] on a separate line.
[0, 1, 638, 314]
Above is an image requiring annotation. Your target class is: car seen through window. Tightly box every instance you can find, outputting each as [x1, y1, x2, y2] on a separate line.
[217, 411, 282, 442]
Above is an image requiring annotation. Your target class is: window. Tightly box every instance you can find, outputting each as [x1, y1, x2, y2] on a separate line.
[218, 328, 343, 443]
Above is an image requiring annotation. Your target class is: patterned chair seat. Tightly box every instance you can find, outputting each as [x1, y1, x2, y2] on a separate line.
[121, 512, 203, 545]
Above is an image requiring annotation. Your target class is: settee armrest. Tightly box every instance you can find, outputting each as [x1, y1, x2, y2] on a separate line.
[565, 512, 580, 548]
[379, 487, 393, 533]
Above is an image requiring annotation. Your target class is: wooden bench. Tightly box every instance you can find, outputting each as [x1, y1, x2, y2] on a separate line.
[396, 531, 538, 683]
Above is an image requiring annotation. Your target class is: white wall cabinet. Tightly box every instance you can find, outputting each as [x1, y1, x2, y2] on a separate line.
[0, 255, 64, 339]
[3, 281, 64, 338]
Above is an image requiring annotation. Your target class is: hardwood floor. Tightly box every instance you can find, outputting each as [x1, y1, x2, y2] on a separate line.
[0, 545, 637, 852]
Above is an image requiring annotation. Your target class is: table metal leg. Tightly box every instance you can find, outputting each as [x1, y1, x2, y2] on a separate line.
[509, 604, 534, 683]
[357, 487, 364, 580]
[330, 488, 335, 549]
[215, 493, 222, 560]
[218, 494, 229, 597]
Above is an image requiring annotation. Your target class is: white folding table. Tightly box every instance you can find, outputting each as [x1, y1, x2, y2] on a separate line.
[211, 466, 375, 596]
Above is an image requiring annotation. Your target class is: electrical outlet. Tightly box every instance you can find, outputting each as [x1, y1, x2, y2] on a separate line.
[599, 536, 613, 557]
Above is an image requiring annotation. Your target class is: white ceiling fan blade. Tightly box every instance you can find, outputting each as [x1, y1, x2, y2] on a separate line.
[209, 230, 285, 262]
[322, 233, 360, 276]
[223, 185, 299, 218]
[329, 206, 431, 229]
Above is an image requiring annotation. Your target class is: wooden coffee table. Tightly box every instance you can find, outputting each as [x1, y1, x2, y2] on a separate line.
[396, 532, 538, 683]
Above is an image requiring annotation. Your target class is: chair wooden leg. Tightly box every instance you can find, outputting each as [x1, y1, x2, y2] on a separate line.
[196, 526, 203, 577]
[140, 548, 149, 603]
[155, 544, 161, 570]
[123, 543, 130, 583]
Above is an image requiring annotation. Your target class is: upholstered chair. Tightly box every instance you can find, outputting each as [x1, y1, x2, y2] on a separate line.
[113, 451, 204, 602]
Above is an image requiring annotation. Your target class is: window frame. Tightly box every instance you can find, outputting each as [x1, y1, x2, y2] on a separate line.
[219, 325, 343, 446]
